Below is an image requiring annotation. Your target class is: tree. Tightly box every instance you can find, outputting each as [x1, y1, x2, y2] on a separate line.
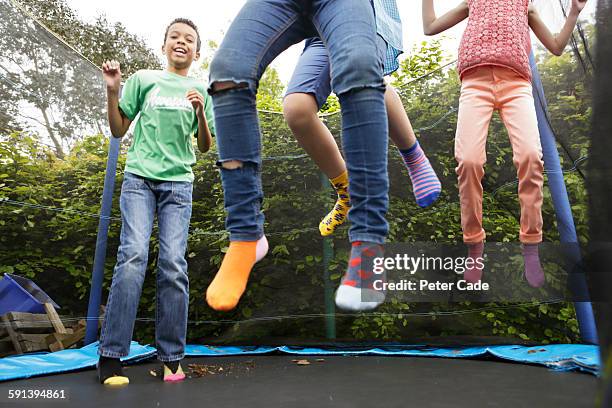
[196, 35, 286, 112]
[0, 0, 161, 158]
[15, 0, 161, 77]
[256, 67, 285, 111]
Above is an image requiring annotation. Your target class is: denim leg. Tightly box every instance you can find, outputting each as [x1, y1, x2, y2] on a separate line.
[99, 172, 155, 358]
[339, 88, 389, 244]
[218, 161, 265, 241]
[310, 0, 386, 95]
[285, 37, 333, 109]
[312, 0, 389, 243]
[208, 0, 314, 241]
[154, 180, 192, 362]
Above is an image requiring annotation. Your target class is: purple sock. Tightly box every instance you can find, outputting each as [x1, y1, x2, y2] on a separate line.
[522, 244, 545, 288]
[399, 141, 441, 208]
[464, 242, 484, 283]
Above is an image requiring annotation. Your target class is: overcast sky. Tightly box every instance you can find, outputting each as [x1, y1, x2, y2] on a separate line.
[66, 0, 597, 84]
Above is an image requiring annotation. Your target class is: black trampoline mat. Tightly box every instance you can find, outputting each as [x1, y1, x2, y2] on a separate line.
[0, 355, 597, 408]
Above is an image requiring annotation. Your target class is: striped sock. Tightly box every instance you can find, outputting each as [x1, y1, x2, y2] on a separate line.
[399, 141, 441, 208]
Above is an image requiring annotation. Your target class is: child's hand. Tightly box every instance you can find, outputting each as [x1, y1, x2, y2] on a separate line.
[572, 0, 587, 14]
[187, 89, 206, 119]
[102, 60, 121, 93]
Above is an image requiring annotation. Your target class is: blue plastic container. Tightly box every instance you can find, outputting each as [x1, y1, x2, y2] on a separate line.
[0, 274, 60, 316]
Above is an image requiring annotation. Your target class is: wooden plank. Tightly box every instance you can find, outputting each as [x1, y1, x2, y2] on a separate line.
[1, 312, 54, 333]
[46, 324, 85, 352]
[18, 339, 48, 353]
[0, 338, 13, 357]
[5, 312, 53, 323]
[46, 333, 64, 352]
[44, 303, 66, 334]
[1, 315, 22, 354]
[16, 333, 49, 343]
[2, 312, 71, 324]
[13, 333, 49, 354]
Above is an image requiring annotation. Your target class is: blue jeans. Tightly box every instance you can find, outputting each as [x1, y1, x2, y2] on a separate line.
[98, 172, 192, 362]
[285, 37, 333, 109]
[285, 35, 388, 109]
[209, 0, 390, 244]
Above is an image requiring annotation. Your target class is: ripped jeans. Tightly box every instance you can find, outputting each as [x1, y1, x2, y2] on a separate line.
[209, 0, 390, 244]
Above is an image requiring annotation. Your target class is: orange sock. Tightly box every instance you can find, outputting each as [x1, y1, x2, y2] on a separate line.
[206, 236, 268, 311]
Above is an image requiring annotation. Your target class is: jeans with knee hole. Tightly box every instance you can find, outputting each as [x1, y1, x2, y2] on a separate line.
[209, 0, 390, 244]
[98, 172, 192, 362]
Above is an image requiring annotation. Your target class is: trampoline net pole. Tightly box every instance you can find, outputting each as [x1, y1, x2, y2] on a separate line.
[529, 51, 598, 344]
[84, 128, 121, 345]
[321, 172, 336, 340]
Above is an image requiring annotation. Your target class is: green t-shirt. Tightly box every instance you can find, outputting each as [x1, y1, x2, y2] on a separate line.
[119, 70, 215, 182]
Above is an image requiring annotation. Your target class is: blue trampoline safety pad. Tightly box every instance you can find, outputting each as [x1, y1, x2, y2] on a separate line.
[0, 343, 599, 382]
[0, 342, 156, 382]
[186, 344, 600, 375]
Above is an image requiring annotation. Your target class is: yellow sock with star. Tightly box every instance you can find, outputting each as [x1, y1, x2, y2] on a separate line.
[319, 171, 351, 236]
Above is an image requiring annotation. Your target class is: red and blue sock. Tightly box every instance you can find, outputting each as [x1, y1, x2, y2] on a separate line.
[335, 242, 386, 311]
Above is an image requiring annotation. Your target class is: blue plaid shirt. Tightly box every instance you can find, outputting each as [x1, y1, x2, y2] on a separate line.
[371, 0, 404, 75]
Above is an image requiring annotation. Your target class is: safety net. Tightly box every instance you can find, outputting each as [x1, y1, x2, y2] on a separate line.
[0, 0, 599, 348]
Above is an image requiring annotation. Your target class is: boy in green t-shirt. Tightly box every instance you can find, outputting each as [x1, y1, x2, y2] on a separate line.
[97, 18, 214, 385]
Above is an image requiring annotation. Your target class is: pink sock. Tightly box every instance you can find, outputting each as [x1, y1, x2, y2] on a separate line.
[522, 244, 545, 288]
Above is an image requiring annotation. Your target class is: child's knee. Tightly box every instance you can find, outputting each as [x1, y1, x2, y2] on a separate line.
[209, 50, 253, 95]
[456, 155, 486, 176]
[220, 160, 243, 170]
[209, 80, 249, 95]
[514, 149, 544, 176]
[333, 48, 385, 95]
[282, 94, 318, 129]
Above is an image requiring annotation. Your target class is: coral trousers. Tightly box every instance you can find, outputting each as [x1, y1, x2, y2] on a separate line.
[455, 66, 544, 244]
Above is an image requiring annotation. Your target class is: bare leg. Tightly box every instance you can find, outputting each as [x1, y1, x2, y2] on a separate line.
[386, 85, 417, 150]
[283, 93, 350, 236]
[283, 93, 346, 179]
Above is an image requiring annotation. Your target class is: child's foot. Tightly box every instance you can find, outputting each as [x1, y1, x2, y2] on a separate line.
[206, 235, 268, 311]
[399, 141, 441, 208]
[162, 360, 186, 383]
[319, 171, 351, 236]
[522, 244, 545, 288]
[97, 356, 129, 386]
[464, 242, 484, 284]
[335, 242, 385, 311]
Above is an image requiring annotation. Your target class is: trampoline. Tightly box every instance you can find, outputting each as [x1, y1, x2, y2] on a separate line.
[0, 354, 599, 407]
[0, 0, 611, 406]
